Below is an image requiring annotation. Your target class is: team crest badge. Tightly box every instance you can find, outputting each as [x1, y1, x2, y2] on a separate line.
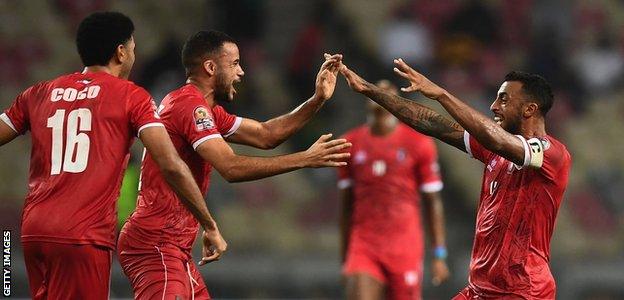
[194, 106, 214, 131]
[540, 137, 551, 150]
[396, 148, 406, 162]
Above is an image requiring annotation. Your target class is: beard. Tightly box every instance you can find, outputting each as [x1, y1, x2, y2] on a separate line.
[214, 72, 232, 104]
[502, 116, 522, 134]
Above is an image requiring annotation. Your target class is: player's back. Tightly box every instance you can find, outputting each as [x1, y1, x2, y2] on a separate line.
[2, 71, 160, 249]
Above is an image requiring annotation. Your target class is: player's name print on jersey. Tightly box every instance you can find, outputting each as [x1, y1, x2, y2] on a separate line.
[47, 84, 102, 174]
[193, 106, 215, 131]
[50, 85, 101, 102]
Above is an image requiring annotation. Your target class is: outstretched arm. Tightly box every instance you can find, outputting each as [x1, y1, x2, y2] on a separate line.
[226, 54, 342, 149]
[393, 59, 525, 165]
[198, 133, 350, 183]
[340, 65, 466, 152]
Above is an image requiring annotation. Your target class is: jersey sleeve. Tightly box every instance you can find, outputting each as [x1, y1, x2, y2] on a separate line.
[463, 131, 497, 164]
[464, 130, 567, 179]
[336, 133, 353, 189]
[526, 137, 569, 181]
[126, 86, 163, 136]
[173, 97, 226, 150]
[1, 86, 37, 134]
[212, 105, 242, 137]
[414, 136, 443, 193]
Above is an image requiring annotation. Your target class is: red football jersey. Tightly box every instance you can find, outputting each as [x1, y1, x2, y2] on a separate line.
[1, 71, 162, 249]
[337, 124, 443, 250]
[123, 84, 240, 257]
[463, 131, 571, 298]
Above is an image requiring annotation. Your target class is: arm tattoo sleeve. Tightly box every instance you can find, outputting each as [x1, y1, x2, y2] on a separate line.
[364, 87, 466, 150]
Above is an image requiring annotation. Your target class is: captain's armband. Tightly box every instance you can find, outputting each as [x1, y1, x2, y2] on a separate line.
[527, 137, 544, 168]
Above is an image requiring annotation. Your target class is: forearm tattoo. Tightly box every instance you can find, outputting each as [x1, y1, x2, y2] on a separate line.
[364, 87, 464, 147]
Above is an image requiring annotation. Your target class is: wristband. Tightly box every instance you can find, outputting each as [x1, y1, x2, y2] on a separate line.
[433, 246, 447, 260]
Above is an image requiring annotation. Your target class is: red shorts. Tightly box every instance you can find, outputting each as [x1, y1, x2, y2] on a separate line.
[23, 241, 112, 300]
[343, 238, 423, 300]
[118, 232, 210, 300]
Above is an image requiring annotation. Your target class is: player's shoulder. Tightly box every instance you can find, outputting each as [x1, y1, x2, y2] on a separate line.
[16, 76, 64, 102]
[164, 84, 206, 109]
[123, 80, 151, 99]
[34, 72, 85, 91]
[211, 104, 233, 116]
[22, 79, 52, 96]
[523, 135, 571, 173]
[18, 73, 85, 102]
[541, 135, 571, 161]
[49, 72, 82, 85]
[80, 72, 151, 100]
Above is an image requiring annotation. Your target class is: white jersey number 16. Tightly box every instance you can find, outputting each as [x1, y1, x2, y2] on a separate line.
[46, 108, 92, 175]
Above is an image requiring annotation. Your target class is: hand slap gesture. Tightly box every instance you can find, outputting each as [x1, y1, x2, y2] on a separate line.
[339, 63, 371, 94]
[314, 53, 343, 101]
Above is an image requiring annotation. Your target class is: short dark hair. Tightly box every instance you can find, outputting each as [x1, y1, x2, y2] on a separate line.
[181, 30, 236, 76]
[504, 71, 554, 115]
[76, 12, 134, 66]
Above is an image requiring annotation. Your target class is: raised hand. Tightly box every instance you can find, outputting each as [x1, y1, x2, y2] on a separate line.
[393, 58, 446, 100]
[339, 63, 372, 93]
[303, 133, 351, 168]
[314, 53, 343, 101]
[198, 229, 227, 266]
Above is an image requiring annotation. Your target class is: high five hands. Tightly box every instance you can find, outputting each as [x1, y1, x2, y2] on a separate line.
[338, 56, 447, 101]
[315, 53, 343, 101]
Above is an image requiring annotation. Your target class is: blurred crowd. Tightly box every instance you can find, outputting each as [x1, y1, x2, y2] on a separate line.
[0, 0, 623, 298]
